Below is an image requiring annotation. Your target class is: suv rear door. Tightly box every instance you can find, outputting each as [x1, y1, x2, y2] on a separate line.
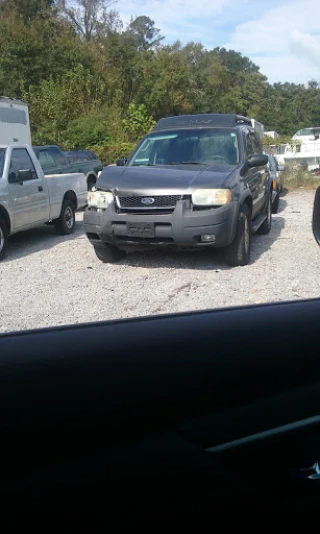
[245, 130, 267, 217]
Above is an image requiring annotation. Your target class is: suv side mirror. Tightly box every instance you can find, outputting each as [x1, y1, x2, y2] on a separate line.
[247, 154, 269, 168]
[116, 158, 127, 166]
[312, 186, 320, 245]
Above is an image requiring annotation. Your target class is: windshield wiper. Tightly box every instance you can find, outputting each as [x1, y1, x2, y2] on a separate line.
[168, 161, 210, 166]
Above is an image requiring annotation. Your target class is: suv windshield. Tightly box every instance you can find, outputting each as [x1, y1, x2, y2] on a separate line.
[128, 128, 240, 167]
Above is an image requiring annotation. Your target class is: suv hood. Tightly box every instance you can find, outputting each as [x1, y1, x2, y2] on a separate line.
[97, 164, 237, 195]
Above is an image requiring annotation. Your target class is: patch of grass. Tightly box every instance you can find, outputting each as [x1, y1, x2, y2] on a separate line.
[282, 168, 320, 190]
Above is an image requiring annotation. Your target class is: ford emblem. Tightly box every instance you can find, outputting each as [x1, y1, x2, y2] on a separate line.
[141, 197, 155, 205]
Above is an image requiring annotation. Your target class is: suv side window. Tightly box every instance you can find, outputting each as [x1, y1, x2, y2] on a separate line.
[9, 148, 38, 181]
[246, 133, 254, 158]
[250, 132, 262, 154]
[49, 147, 68, 167]
[38, 149, 56, 169]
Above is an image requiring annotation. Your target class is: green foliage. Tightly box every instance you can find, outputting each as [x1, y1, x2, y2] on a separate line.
[122, 104, 156, 141]
[89, 141, 137, 165]
[282, 166, 320, 190]
[0, 0, 320, 175]
[62, 112, 111, 149]
[125, 15, 164, 50]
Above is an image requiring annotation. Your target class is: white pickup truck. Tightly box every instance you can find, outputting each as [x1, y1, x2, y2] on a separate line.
[0, 144, 87, 261]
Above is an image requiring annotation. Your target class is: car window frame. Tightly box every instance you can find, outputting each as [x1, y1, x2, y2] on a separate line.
[9, 148, 39, 182]
[49, 147, 69, 167]
[37, 149, 56, 170]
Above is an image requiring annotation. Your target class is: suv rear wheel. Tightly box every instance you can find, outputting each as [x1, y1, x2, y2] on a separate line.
[272, 186, 280, 214]
[257, 192, 272, 235]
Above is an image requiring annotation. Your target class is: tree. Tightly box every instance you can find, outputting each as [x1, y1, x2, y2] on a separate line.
[58, 0, 121, 41]
[0, 0, 56, 22]
[126, 16, 164, 51]
[308, 79, 319, 89]
[1, 0, 319, 154]
[0, 4, 93, 98]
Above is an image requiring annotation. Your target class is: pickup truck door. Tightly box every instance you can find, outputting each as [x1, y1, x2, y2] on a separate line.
[8, 148, 50, 230]
[244, 132, 266, 218]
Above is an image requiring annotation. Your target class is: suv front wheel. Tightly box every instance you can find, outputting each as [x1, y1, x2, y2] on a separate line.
[225, 204, 251, 267]
[94, 244, 126, 263]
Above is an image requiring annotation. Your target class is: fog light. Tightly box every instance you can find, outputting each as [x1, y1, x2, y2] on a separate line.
[201, 234, 215, 242]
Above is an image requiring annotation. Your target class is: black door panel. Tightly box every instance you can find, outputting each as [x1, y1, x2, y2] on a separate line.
[1, 298, 320, 526]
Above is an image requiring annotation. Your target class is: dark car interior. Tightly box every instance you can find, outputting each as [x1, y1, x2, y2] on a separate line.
[1, 187, 320, 531]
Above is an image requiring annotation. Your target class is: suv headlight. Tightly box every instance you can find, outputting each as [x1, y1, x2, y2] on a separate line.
[192, 189, 231, 206]
[88, 191, 114, 209]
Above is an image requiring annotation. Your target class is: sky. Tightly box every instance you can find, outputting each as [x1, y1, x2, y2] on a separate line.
[117, 0, 320, 85]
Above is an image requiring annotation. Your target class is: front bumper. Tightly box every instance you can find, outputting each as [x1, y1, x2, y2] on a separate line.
[83, 200, 239, 249]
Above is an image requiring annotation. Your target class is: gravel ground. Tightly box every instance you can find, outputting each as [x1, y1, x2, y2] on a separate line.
[1, 189, 320, 333]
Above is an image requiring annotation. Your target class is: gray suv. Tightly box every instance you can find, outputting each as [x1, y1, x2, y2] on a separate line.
[84, 113, 273, 267]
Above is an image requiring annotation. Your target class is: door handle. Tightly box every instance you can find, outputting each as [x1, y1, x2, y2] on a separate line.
[38, 186, 43, 192]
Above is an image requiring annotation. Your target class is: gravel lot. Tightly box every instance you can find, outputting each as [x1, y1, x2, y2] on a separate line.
[1, 189, 319, 333]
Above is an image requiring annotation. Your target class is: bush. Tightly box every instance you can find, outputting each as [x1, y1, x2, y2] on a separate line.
[62, 112, 111, 149]
[122, 104, 156, 141]
[89, 141, 137, 165]
[282, 165, 320, 189]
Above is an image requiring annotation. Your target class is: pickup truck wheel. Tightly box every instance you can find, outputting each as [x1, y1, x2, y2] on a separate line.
[225, 204, 251, 267]
[94, 244, 126, 263]
[257, 192, 272, 235]
[0, 218, 8, 261]
[272, 188, 280, 214]
[55, 200, 75, 235]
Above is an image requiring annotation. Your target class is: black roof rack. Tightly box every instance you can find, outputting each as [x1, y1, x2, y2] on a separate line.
[153, 113, 252, 131]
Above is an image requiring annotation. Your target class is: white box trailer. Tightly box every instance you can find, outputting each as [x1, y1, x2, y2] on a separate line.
[0, 96, 31, 146]
[251, 119, 264, 139]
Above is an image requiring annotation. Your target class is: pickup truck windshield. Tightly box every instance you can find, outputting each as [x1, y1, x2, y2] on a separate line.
[0, 148, 6, 175]
[129, 128, 240, 167]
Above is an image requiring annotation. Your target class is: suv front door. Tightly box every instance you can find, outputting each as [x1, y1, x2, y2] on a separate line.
[8, 148, 50, 230]
[245, 131, 266, 217]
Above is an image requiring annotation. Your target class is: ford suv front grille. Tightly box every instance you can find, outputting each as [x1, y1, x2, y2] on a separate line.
[117, 195, 182, 210]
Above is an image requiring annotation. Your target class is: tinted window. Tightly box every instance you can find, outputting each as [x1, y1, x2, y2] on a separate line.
[250, 132, 262, 153]
[49, 147, 68, 166]
[246, 133, 254, 157]
[73, 156, 90, 163]
[38, 149, 56, 169]
[9, 148, 37, 180]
